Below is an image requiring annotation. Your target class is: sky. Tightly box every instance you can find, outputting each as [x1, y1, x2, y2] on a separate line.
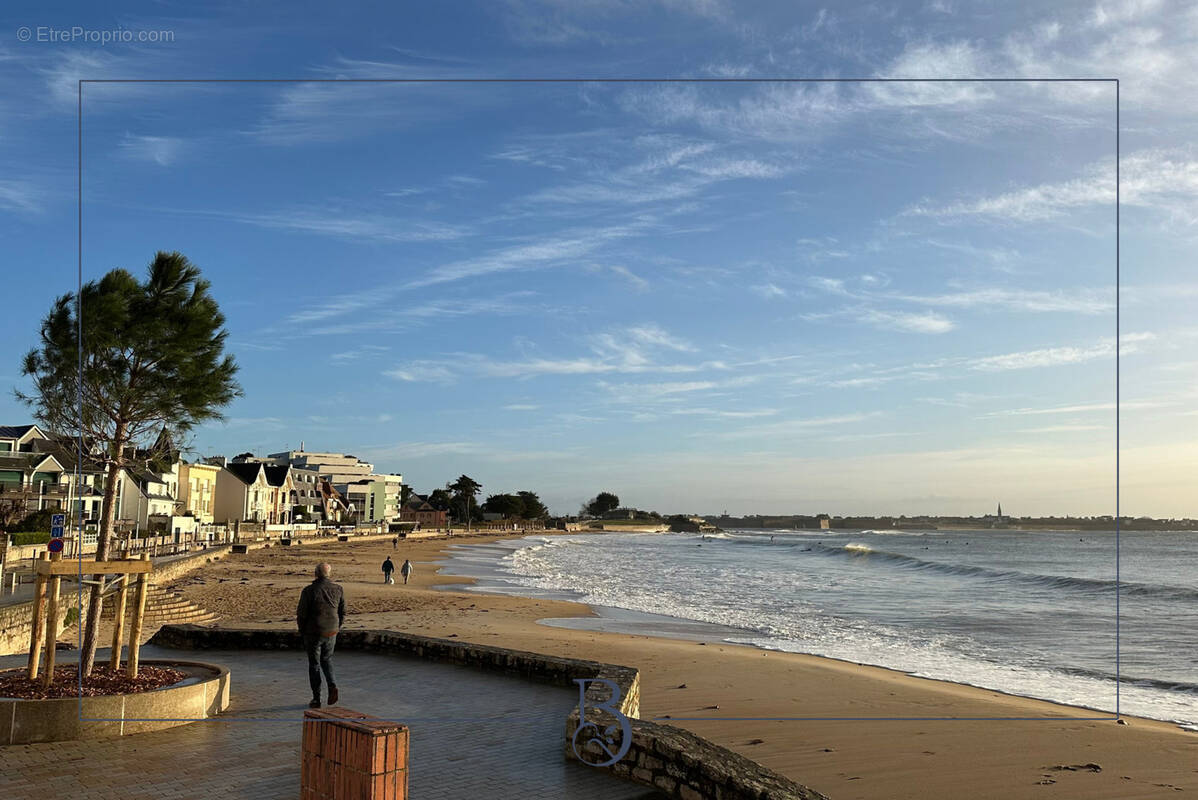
[1, 0, 1196, 518]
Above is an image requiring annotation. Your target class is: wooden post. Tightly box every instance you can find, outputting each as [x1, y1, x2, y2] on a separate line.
[27, 552, 50, 679]
[42, 551, 63, 688]
[109, 574, 129, 670]
[126, 554, 150, 678]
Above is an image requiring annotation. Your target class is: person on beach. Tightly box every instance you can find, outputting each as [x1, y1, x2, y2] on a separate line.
[400, 558, 414, 584]
[382, 556, 395, 584]
[392, 536, 398, 549]
[296, 562, 346, 709]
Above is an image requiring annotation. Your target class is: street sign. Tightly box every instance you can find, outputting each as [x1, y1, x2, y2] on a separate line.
[50, 527, 64, 538]
[47, 538, 65, 553]
[51, 514, 66, 527]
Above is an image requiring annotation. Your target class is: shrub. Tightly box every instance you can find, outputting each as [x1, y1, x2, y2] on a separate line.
[8, 531, 51, 546]
[11, 508, 56, 532]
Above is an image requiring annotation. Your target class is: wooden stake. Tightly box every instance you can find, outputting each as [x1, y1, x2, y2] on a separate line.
[27, 552, 50, 680]
[127, 554, 150, 678]
[42, 552, 62, 689]
[109, 574, 128, 670]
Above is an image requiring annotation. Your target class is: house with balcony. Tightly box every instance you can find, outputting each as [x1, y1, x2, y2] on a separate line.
[179, 461, 219, 524]
[214, 462, 294, 524]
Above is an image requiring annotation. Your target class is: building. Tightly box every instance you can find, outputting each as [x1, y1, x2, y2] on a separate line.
[115, 465, 185, 531]
[178, 461, 220, 524]
[290, 466, 323, 521]
[398, 495, 447, 529]
[0, 424, 105, 521]
[266, 448, 403, 521]
[214, 462, 294, 524]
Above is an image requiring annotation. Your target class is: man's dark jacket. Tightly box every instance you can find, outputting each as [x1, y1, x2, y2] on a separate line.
[296, 577, 346, 637]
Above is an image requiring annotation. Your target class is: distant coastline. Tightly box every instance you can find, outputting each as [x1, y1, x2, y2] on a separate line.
[704, 514, 1198, 533]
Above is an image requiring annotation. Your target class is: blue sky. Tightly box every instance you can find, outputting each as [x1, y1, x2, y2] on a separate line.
[1, 1, 1196, 517]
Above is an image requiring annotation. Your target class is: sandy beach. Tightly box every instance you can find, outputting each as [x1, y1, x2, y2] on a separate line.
[170, 531, 1198, 800]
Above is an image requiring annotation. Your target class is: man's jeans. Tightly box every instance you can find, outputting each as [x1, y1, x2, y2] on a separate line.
[304, 634, 337, 698]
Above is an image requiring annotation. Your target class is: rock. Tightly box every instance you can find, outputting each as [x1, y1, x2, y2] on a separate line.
[677, 684, 688, 689]
[748, 738, 765, 745]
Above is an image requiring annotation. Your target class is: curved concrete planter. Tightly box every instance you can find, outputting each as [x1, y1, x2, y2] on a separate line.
[0, 659, 230, 745]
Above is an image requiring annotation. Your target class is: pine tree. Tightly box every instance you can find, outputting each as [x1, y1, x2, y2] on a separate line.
[18, 252, 241, 676]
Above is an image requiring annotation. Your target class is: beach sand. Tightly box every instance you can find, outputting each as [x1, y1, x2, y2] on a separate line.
[172, 532, 1198, 800]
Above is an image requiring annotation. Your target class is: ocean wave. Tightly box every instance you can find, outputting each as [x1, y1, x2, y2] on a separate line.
[1056, 666, 1198, 695]
[813, 542, 1198, 602]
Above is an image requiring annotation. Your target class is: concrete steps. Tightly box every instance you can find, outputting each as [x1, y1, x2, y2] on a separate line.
[101, 584, 219, 626]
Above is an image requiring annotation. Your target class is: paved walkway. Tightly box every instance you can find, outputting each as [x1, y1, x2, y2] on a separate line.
[0, 645, 662, 799]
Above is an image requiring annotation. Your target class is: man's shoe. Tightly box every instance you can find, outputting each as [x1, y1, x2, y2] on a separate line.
[327, 686, 339, 705]
[309, 698, 321, 709]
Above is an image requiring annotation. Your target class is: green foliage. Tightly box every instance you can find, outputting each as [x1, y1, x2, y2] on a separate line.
[18, 251, 242, 460]
[63, 605, 80, 628]
[584, 491, 620, 517]
[516, 490, 549, 519]
[426, 488, 453, 512]
[10, 508, 56, 532]
[482, 493, 525, 518]
[17, 251, 242, 677]
[8, 531, 51, 546]
[448, 475, 482, 522]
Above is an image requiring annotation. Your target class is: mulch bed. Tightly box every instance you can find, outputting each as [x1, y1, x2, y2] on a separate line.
[0, 665, 186, 700]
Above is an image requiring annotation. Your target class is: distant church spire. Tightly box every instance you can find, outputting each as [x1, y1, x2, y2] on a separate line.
[997, 502, 1002, 517]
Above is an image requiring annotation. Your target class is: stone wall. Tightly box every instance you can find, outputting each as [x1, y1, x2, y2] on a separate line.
[0, 590, 86, 657]
[149, 624, 827, 800]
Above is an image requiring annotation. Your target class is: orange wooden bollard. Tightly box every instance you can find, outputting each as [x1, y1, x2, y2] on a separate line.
[302, 708, 408, 800]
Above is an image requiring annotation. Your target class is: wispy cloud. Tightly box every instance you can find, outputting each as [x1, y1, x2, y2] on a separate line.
[710, 412, 882, 440]
[905, 148, 1198, 225]
[119, 134, 184, 166]
[861, 309, 955, 334]
[892, 287, 1114, 315]
[968, 332, 1154, 371]
[0, 179, 42, 214]
[407, 223, 644, 288]
[383, 323, 715, 382]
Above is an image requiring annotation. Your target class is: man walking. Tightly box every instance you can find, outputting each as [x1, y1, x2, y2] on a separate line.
[296, 562, 345, 709]
[400, 558, 414, 585]
[382, 556, 395, 584]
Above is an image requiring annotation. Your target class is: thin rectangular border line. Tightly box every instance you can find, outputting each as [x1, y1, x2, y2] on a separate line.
[73, 76, 1121, 723]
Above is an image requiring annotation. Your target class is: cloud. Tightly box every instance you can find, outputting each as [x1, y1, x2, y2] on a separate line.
[382, 324, 713, 382]
[905, 148, 1198, 225]
[0, 179, 42, 214]
[752, 282, 787, 299]
[861, 309, 955, 334]
[303, 293, 539, 336]
[982, 399, 1168, 416]
[1016, 423, 1108, 434]
[503, 404, 541, 410]
[408, 224, 643, 288]
[710, 412, 882, 440]
[383, 363, 457, 383]
[968, 332, 1154, 371]
[894, 287, 1114, 314]
[607, 265, 650, 291]
[119, 134, 184, 166]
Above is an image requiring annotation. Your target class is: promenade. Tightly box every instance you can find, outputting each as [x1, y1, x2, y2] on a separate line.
[0, 644, 662, 799]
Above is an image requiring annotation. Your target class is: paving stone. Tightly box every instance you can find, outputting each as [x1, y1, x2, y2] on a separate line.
[0, 645, 660, 799]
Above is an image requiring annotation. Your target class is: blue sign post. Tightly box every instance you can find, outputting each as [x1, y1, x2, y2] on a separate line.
[50, 513, 66, 554]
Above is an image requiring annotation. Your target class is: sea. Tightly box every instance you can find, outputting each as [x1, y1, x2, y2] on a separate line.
[436, 528, 1198, 730]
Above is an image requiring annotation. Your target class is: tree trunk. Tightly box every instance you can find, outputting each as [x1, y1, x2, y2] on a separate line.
[79, 436, 124, 676]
